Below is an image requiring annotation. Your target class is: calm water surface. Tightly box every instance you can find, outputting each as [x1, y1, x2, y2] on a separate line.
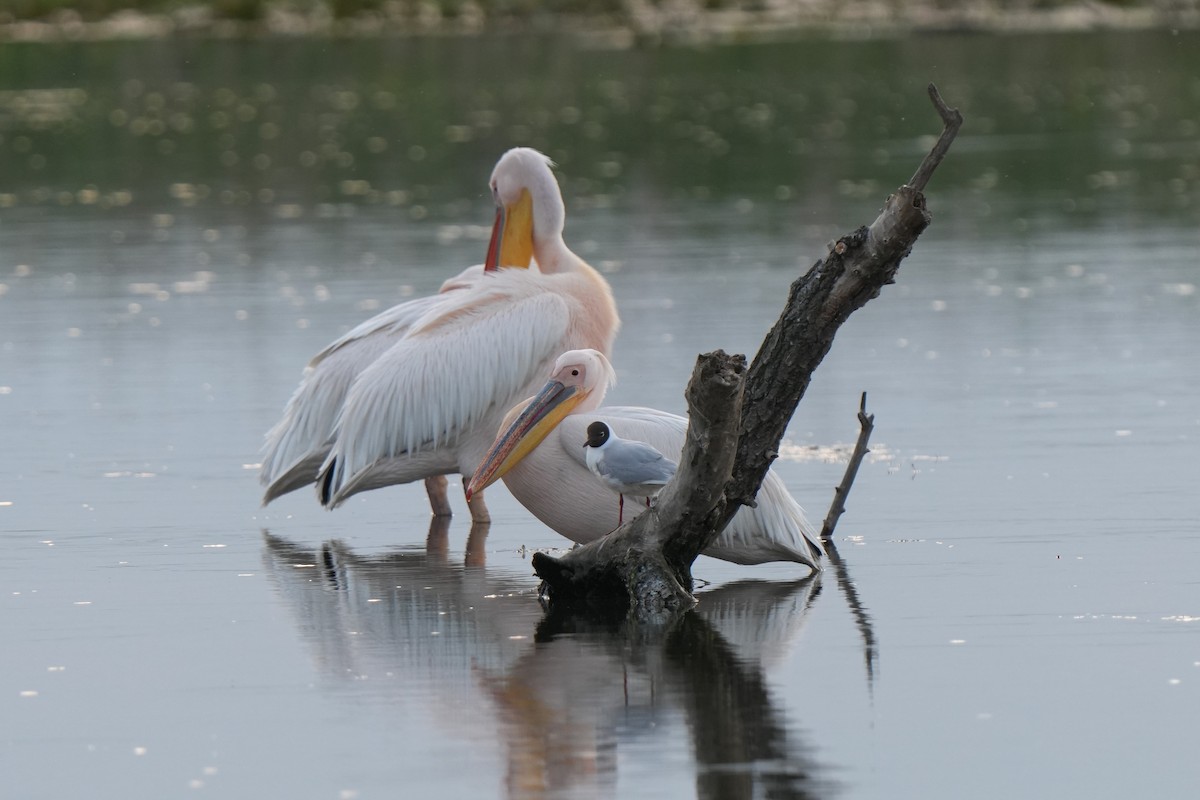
[2, 31, 1199, 799]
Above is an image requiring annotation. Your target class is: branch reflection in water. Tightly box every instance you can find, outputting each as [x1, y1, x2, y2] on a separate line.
[261, 522, 854, 798]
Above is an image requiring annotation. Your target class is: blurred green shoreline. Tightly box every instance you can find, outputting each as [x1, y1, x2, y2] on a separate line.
[3, 1, 1198, 43]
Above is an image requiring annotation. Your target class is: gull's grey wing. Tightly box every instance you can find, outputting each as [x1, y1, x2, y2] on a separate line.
[596, 440, 677, 486]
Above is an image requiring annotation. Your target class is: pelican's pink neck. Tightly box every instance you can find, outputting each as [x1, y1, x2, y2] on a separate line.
[528, 179, 572, 273]
[492, 148, 574, 274]
[534, 239, 587, 276]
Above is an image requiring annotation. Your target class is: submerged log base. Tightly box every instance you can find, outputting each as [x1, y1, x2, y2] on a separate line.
[535, 86, 963, 621]
[532, 351, 747, 620]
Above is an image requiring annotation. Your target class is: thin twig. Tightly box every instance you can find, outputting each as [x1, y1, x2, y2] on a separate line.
[907, 83, 964, 193]
[820, 392, 874, 544]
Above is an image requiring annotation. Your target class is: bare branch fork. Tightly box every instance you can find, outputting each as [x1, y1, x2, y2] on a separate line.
[532, 85, 963, 620]
[909, 84, 964, 194]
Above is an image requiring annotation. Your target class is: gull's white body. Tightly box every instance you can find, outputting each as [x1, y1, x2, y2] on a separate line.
[470, 350, 823, 568]
[583, 422, 677, 522]
[313, 149, 620, 509]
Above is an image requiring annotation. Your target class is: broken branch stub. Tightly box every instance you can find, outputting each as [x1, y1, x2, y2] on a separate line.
[908, 83, 965, 194]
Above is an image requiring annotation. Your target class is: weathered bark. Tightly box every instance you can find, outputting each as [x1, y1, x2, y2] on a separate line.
[534, 85, 963, 619]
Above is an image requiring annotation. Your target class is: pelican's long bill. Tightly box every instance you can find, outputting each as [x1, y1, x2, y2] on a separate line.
[485, 187, 535, 270]
[465, 377, 587, 500]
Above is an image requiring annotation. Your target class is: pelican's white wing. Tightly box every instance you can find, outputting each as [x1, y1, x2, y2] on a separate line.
[320, 270, 577, 499]
[260, 267, 483, 502]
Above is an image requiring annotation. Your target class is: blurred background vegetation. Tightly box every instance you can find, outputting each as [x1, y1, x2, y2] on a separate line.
[0, 0, 1196, 259]
[1, 0, 1195, 27]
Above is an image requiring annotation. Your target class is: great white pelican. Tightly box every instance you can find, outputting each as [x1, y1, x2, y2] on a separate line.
[466, 349, 824, 568]
[261, 148, 619, 521]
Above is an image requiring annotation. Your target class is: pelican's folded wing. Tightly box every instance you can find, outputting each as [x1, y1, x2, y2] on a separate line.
[260, 268, 484, 498]
[320, 281, 575, 497]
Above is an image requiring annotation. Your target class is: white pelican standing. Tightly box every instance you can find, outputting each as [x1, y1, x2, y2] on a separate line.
[466, 349, 824, 568]
[312, 150, 620, 517]
[583, 420, 677, 524]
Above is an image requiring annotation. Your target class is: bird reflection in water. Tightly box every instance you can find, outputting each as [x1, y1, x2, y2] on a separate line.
[262, 526, 871, 799]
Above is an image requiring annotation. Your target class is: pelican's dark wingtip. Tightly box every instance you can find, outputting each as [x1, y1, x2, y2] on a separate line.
[318, 460, 337, 508]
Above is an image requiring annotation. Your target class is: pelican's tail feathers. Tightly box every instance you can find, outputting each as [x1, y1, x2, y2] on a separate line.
[708, 469, 824, 570]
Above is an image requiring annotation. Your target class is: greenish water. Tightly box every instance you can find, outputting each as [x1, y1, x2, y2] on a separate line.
[2, 30, 1198, 800]
[2, 31, 1197, 230]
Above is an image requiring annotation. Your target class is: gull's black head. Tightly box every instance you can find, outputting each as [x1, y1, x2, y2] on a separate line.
[583, 420, 610, 449]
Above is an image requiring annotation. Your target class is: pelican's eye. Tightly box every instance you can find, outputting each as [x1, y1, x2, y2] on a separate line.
[571, 369, 579, 376]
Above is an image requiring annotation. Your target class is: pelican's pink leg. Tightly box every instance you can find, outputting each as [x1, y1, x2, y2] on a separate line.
[425, 476, 452, 517]
[464, 476, 491, 524]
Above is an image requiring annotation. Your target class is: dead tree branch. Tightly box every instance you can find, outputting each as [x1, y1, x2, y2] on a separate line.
[717, 84, 960, 541]
[533, 86, 962, 620]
